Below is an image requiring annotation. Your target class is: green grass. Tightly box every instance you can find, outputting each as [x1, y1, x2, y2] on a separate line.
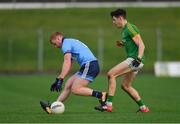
[0, 8, 180, 72]
[0, 74, 180, 123]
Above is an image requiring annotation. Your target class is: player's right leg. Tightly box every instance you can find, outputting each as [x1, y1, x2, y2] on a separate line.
[95, 61, 131, 112]
[40, 101, 52, 114]
[40, 75, 75, 114]
[56, 75, 76, 102]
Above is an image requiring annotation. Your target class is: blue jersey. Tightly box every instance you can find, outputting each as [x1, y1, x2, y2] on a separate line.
[61, 38, 97, 66]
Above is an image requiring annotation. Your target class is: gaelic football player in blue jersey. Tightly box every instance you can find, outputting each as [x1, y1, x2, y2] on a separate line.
[40, 32, 106, 114]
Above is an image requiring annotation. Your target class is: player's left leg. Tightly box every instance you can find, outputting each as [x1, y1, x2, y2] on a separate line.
[71, 77, 106, 100]
[72, 60, 107, 102]
[121, 71, 149, 113]
[71, 77, 91, 95]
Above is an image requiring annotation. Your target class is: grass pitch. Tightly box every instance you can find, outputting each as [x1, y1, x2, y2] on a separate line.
[0, 74, 180, 123]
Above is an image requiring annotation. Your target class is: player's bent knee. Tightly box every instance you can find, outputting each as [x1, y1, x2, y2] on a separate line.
[107, 71, 114, 79]
[121, 84, 129, 91]
[71, 87, 80, 95]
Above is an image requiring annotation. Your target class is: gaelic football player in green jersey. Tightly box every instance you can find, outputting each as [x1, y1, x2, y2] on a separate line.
[95, 8, 149, 113]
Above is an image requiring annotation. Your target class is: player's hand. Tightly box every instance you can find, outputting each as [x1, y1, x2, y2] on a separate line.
[116, 41, 124, 47]
[132, 57, 141, 67]
[50, 78, 63, 92]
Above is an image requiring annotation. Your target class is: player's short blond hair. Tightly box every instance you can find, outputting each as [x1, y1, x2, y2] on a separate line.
[50, 32, 63, 43]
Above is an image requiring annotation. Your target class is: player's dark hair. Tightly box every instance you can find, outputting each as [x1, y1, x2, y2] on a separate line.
[110, 8, 126, 19]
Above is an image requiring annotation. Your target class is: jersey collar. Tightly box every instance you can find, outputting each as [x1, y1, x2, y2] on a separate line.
[122, 22, 128, 31]
[62, 37, 66, 43]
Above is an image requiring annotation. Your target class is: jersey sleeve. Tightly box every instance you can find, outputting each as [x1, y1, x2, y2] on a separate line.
[127, 23, 140, 38]
[61, 40, 72, 54]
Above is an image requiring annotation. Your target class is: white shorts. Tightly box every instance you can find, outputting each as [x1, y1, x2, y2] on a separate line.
[124, 57, 144, 74]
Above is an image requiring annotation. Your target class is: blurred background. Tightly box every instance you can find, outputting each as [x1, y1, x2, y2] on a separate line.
[0, 0, 180, 75]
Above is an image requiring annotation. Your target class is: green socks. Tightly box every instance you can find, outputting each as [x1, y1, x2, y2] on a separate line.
[107, 95, 114, 103]
[136, 99, 145, 107]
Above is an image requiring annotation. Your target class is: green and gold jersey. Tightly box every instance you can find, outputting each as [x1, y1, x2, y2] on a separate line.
[122, 22, 144, 63]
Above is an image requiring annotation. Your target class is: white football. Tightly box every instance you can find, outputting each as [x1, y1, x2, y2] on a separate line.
[50, 101, 65, 114]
